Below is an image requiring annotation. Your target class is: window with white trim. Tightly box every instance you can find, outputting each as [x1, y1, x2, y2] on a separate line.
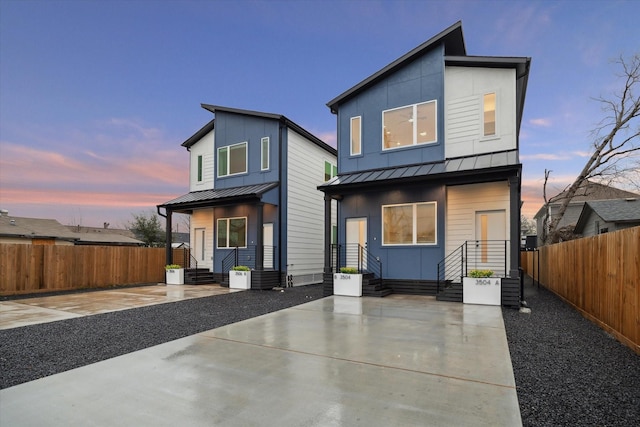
[382, 202, 436, 245]
[383, 101, 436, 149]
[483, 92, 496, 137]
[197, 155, 203, 182]
[261, 137, 270, 171]
[218, 142, 247, 177]
[350, 116, 361, 155]
[217, 217, 247, 248]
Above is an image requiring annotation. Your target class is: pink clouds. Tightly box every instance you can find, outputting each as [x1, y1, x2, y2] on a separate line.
[0, 117, 189, 226]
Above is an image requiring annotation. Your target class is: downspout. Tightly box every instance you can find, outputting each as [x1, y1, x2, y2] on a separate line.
[157, 206, 172, 265]
[278, 121, 284, 286]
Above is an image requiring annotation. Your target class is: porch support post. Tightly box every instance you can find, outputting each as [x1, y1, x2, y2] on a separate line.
[165, 209, 173, 266]
[323, 194, 332, 274]
[255, 202, 264, 271]
[508, 174, 520, 278]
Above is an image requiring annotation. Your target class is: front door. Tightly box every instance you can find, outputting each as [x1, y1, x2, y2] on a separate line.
[263, 223, 273, 269]
[346, 217, 367, 270]
[194, 228, 206, 264]
[474, 210, 506, 275]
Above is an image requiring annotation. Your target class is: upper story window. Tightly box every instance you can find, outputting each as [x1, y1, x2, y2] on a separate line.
[483, 92, 496, 137]
[382, 202, 436, 245]
[197, 155, 203, 182]
[324, 161, 337, 181]
[218, 142, 247, 177]
[350, 116, 361, 156]
[217, 217, 247, 248]
[383, 100, 436, 150]
[261, 137, 270, 171]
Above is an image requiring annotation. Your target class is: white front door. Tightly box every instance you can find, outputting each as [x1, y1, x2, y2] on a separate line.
[474, 210, 507, 275]
[194, 228, 206, 263]
[346, 217, 367, 270]
[263, 223, 273, 269]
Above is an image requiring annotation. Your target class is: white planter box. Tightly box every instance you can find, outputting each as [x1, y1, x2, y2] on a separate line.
[165, 268, 184, 285]
[463, 277, 501, 305]
[229, 270, 251, 290]
[333, 273, 363, 297]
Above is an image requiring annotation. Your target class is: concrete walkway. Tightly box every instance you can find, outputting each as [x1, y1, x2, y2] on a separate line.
[0, 284, 235, 329]
[1, 294, 521, 426]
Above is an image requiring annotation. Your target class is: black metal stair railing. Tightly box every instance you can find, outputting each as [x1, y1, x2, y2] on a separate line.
[330, 243, 382, 280]
[437, 240, 510, 294]
[220, 245, 277, 275]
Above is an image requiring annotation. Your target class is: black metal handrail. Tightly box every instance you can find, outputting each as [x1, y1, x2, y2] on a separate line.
[436, 240, 510, 294]
[220, 245, 277, 275]
[330, 243, 382, 280]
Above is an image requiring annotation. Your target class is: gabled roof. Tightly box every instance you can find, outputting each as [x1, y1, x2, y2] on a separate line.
[574, 198, 640, 233]
[327, 21, 466, 113]
[181, 104, 336, 156]
[159, 182, 279, 211]
[534, 181, 640, 219]
[319, 150, 519, 193]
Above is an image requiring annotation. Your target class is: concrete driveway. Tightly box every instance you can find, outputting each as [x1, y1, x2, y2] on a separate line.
[1, 293, 521, 426]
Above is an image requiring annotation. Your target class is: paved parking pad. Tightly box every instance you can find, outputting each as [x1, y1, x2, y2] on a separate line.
[0, 284, 235, 329]
[0, 295, 521, 426]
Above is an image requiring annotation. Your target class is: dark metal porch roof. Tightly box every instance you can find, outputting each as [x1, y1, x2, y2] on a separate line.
[159, 182, 279, 211]
[318, 150, 519, 193]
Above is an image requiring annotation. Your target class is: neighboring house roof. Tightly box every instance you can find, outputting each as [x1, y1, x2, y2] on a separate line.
[66, 225, 138, 239]
[327, 21, 466, 113]
[183, 104, 337, 156]
[534, 181, 640, 219]
[319, 150, 519, 193]
[0, 215, 79, 242]
[0, 215, 145, 245]
[159, 182, 279, 210]
[574, 198, 640, 233]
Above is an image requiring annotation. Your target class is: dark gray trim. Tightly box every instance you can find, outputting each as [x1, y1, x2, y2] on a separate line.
[181, 120, 215, 148]
[200, 104, 337, 156]
[326, 21, 465, 113]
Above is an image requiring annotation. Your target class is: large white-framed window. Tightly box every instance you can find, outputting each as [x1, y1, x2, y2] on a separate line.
[483, 92, 496, 137]
[382, 100, 437, 150]
[324, 161, 337, 181]
[382, 202, 437, 245]
[217, 142, 247, 177]
[261, 137, 270, 171]
[350, 116, 361, 156]
[217, 217, 247, 248]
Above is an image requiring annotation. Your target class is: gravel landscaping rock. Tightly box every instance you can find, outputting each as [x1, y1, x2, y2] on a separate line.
[503, 277, 640, 427]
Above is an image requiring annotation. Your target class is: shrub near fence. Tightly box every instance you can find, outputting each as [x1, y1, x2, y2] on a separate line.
[0, 244, 188, 296]
[521, 226, 639, 355]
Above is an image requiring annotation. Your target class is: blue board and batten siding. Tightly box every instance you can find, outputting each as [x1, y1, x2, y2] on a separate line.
[337, 46, 445, 173]
[335, 45, 447, 281]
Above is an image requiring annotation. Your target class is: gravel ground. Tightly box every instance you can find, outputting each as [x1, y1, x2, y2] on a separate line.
[0, 284, 324, 390]
[503, 277, 640, 427]
[2, 280, 639, 426]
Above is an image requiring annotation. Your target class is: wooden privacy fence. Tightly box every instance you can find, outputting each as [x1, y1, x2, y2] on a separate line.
[521, 226, 639, 355]
[0, 244, 188, 296]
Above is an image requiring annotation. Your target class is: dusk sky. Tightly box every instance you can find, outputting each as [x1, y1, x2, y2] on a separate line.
[1, 0, 638, 229]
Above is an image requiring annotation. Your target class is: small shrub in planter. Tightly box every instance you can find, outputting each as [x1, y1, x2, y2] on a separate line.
[232, 265, 251, 271]
[229, 266, 251, 289]
[340, 267, 359, 274]
[165, 264, 182, 270]
[468, 269, 493, 278]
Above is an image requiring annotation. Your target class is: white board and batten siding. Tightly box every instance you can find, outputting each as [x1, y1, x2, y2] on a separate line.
[446, 181, 510, 257]
[189, 128, 215, 191]
[286, 129, 336, 285]
[190, 209, 214, 271]
[445, 66, 517, 159]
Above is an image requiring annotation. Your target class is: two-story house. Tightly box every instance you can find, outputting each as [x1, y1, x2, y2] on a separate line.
[318, 22, 530, 307]
[158, 104, 337, 289]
